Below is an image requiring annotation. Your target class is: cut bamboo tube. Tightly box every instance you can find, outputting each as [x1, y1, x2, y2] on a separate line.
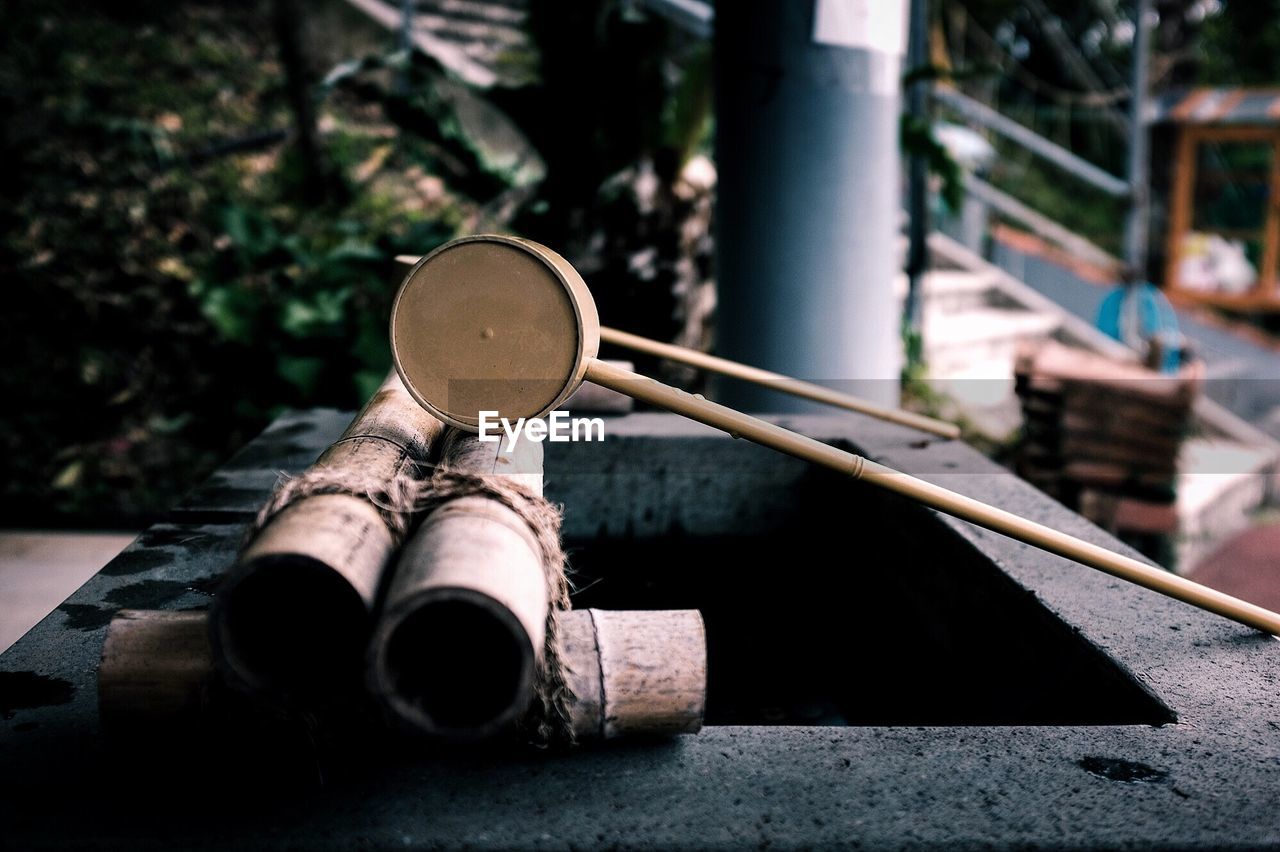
[393, 254, 958, 439]
[100, 609, 705, 741]
[210, 373, 445, 704]
[100, 609, 213, 732]
[558, 609, 705, 739]
[367, 429, 549, 739]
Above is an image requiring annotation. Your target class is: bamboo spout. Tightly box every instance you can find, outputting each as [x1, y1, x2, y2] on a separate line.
[210, 373, 445, 704]
[367, 429, 549, 739]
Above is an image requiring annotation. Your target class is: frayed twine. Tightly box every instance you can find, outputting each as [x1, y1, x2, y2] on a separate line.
[244, 465, 424, 547]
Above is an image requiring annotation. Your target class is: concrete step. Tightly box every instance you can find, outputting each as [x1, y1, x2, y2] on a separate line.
[920, 307, 1060, 440]
[927, 356, 1027, 438]
[895, 270, 999, 316]
[1176, 439, 1279, 572]
[923, 308, 1060, 379]
[919, 230, 1279, 567]
[922, 270, 998, 315]
[0, 531, 135, 654]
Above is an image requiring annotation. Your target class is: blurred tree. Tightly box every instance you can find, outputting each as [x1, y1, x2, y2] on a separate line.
[272, 0, 344, 203]
[1198, 0, 1280, 84]
[493, 0, 715, 380]
[0, 0, 466, 522]
[936, 0, 1237, 256]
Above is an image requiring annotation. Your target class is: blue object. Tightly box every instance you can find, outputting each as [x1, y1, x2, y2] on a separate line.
[1096, 282, 1185, 373]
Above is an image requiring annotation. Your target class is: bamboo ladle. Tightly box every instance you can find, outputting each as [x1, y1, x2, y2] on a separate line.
[390, 235, 1280, 636]
[394, 253, 959, 439]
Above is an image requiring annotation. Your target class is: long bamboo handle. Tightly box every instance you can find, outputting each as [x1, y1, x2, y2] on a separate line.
[599, 326, 960, 440]
[584, 359, 1280, 636]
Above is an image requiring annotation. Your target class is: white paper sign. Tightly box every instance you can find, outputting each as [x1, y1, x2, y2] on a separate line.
[812, 0, 908, 56]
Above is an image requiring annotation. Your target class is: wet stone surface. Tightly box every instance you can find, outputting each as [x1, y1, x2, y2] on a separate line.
[1, 410, 1278, 849]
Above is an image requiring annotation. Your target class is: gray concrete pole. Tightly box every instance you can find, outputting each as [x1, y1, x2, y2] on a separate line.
[904, 0, 930, 346]
[713, 0, 906, 411]
[1123, 0, 1152, 273]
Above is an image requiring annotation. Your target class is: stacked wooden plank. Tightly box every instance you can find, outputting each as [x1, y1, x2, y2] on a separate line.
[1014, 340, 1202, 539]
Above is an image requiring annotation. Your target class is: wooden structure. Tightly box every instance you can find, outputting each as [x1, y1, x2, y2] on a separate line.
[1014, 340, 1201, 560]
[1158, 87, 1280, 310]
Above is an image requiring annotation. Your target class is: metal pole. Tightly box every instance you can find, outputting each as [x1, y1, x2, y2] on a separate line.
[932, 89, 1131, 198]
[1123, 0, 1153, 272]
[904, 0, 929, 351]
[713, 0, 906, 411]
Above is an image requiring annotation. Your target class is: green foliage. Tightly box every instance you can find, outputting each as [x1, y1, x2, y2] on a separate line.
[188, 195, 455, 409]
[901, 321, 926, 385]
[661, 43, 714, 165]
[939, 0, 1280, 269]
[988, 145, 1128, 256]
[0, 0, 462, 521]
[322, 50, 541, 199]
[902, 55, 991, 219]
[0, 0, 737, 522]
[499, 0, 709, 244]
[901, 114, 966, 214]
[1198, 0, 1280, 85]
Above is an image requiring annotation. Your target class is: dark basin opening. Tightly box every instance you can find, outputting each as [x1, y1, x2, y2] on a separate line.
[563, 464, 1174, 727]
